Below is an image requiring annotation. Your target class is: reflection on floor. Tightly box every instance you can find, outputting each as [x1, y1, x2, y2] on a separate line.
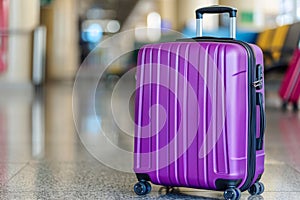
[0, 80, 300, 200]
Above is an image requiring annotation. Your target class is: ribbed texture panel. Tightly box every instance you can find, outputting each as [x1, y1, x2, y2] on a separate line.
[134, 41, 250, 189]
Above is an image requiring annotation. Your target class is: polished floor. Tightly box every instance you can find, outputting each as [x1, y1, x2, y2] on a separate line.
[0, 78, 300, 200]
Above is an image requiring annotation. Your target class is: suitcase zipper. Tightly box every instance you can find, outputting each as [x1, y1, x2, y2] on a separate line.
[226, 40, 257, 191]
[222, 40, 257, 191]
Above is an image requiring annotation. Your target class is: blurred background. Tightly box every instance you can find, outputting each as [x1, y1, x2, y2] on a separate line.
[0, 0, 299, 84]
[0, 0, 300, 199]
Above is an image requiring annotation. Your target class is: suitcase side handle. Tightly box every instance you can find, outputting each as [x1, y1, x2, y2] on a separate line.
[195, 5, 237, 39]
[256, 93, 265, 150]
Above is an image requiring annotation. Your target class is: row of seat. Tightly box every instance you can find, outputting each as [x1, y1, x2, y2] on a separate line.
[255, 22, 300, 73]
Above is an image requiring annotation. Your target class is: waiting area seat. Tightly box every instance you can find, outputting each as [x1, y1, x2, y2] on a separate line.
[257, 22, 300, 74]
[256, 28, 275, 54]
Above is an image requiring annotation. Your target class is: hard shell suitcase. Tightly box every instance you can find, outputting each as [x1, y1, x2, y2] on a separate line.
[278, 47, 300, 111]
[134, 6, 266, 200]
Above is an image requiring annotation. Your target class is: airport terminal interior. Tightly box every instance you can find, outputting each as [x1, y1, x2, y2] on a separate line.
[1, 0, 300, 199]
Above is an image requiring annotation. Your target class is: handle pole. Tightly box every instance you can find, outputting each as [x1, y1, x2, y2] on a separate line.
[196, 19, 202, 37]
[230, 17, 236, 39]
[195, 5, 237, 39]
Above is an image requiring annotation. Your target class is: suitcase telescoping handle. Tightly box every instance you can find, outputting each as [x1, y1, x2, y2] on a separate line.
[195, 5, 237, 39]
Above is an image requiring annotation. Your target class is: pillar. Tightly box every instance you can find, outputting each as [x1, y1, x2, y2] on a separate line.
[0, 0, 40, 84]
[41, 0, 79, 81]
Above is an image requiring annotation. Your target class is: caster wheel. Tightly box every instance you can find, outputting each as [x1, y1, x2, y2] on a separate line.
[224, 188, 241, 200]
[235, 188, 242, 199]
[257, 182, 264, 195]
[293, 103, 299, 112]
[248, 182, 260, 195]
[282, 101, 288, 111]
[158, 186, 173, 194]
[134, 181, 148, 195]
[145, 181, 152, 193]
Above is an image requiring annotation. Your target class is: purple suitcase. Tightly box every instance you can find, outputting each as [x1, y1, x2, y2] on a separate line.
[133, 6, 265, 200]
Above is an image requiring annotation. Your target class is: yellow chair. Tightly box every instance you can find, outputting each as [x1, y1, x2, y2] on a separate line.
[269, 24, 290, 62]
[264, 22, 300, 73]
[256, 28, 275, 52]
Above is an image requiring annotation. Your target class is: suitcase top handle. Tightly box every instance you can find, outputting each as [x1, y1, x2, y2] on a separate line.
[195, 5, 237, 39]
[196, 5, 237, 19]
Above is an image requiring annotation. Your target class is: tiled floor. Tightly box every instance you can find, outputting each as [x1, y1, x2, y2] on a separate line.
[0, 79, 300, 200]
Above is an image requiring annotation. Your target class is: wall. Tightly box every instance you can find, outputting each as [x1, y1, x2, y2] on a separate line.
[220, 0, 280, 29]
[177, 0, 219, 30]
[124, 0, 218, 32]
[158, 0, 218, 31]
